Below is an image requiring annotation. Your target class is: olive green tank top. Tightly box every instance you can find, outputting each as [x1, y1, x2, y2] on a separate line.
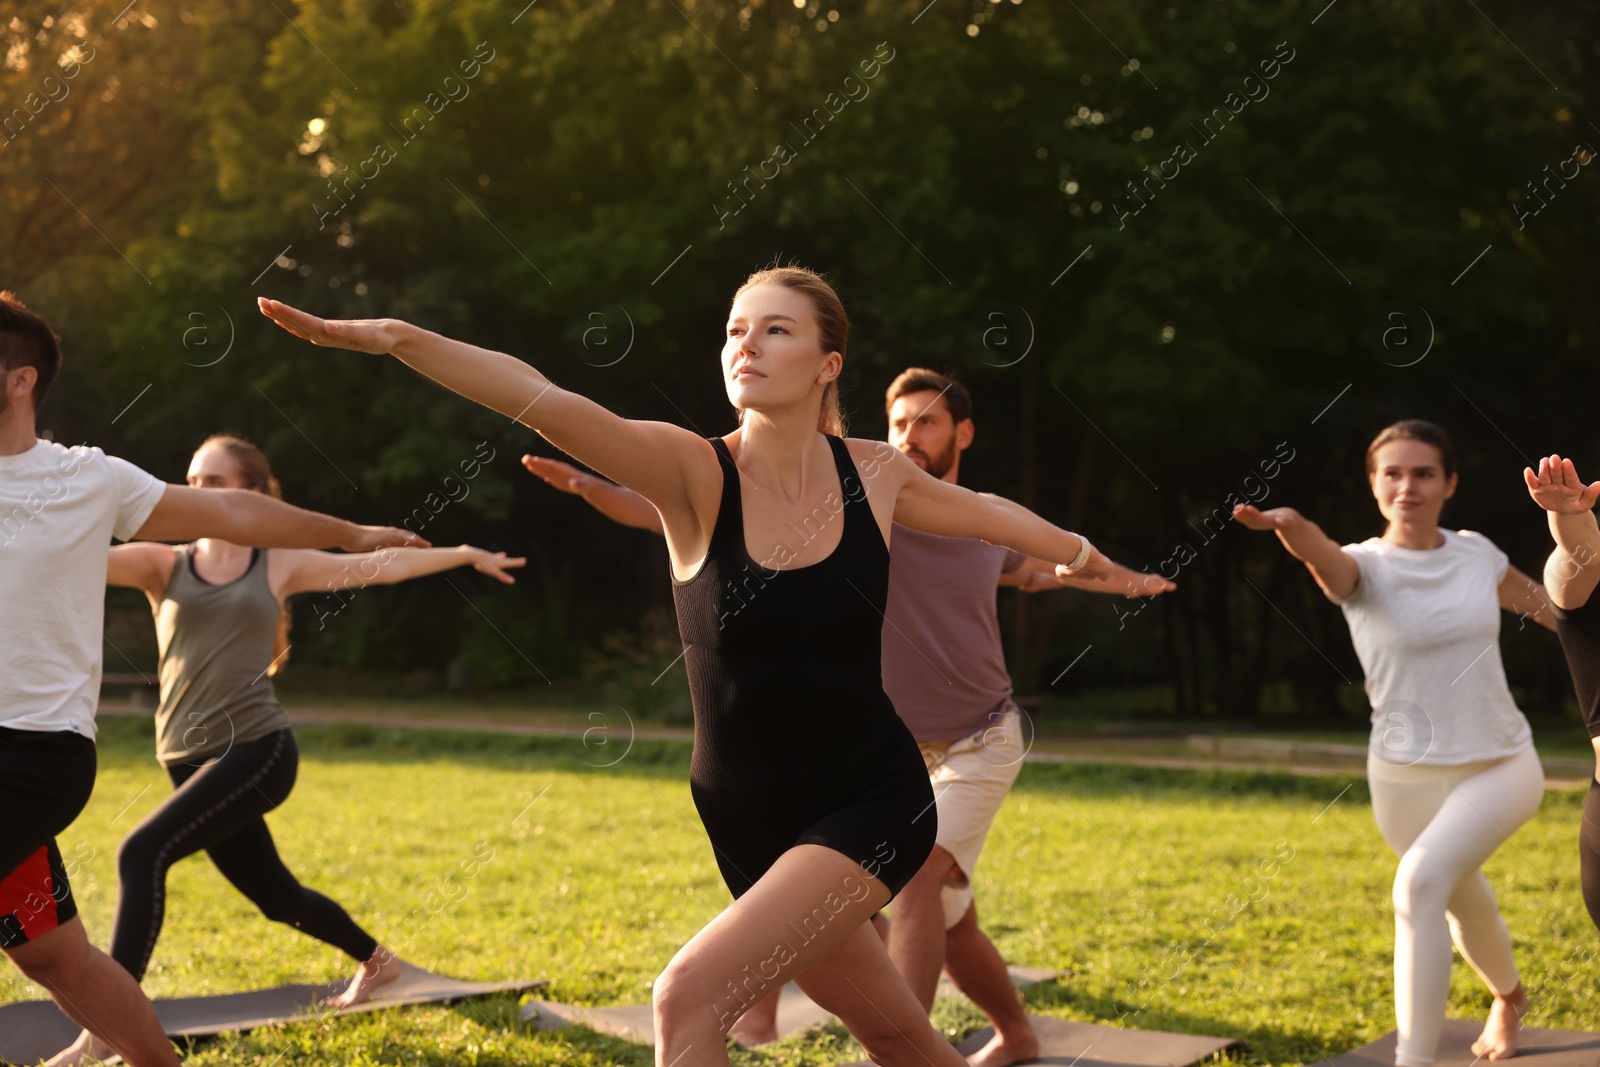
[153, 545, 291, 765]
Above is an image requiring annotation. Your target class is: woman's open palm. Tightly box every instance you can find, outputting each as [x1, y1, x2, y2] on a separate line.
[1233, 503, 1299, 531]
[257, 297, 401, 355]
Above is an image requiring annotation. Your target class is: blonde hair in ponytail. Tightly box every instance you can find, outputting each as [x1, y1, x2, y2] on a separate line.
[196, 434, 292, 676]
[732, 266, 849, 436]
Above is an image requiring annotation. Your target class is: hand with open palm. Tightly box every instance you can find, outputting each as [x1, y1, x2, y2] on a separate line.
[257, 297, 404, 355]
[1524, 454, 1600, 515]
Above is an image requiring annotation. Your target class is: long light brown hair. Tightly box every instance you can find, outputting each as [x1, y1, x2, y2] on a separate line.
[732, 266, 849, 436]
[198, 434, 292, 676]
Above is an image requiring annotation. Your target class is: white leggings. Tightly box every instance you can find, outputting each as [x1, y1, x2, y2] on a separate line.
[1367, 746, 1545, 1067]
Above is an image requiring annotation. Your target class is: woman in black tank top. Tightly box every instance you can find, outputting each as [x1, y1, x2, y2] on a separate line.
[261, 267, 1112, 1067]
[676, 432, 928, 903]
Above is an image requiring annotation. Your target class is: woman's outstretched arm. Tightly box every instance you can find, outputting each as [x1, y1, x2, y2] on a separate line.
[256, 299, 710, 516]
[1232, 503, 1361, 602]
[1525, 453, 1600, 611]
[274, 545, 526, 600]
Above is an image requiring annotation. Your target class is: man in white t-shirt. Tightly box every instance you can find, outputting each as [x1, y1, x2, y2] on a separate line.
[0, 292, 421, 1066]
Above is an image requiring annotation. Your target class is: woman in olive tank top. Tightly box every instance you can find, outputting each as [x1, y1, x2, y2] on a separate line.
[53, 435, 523, 1065]
[259, 267, 1114, 1067]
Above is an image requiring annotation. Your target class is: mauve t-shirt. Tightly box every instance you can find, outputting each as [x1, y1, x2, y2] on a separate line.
[882, 525, 1026, 743]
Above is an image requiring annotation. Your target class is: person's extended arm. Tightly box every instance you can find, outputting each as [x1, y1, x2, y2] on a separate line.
[1524, 453, 1600, 611]
[106, 543, 177, 601]
[1498, 564, 1558, 632]
[521, 455, 664, 534]
[1000, 557, 1175, 596]
[132, 485, 424, 552]
[276, 545, 525, 598]
[886, 450, 1112, 578]
[256, 299, 709, 514]
[1232, 504, 1360, 602]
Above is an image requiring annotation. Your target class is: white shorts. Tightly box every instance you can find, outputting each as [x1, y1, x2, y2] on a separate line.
[918, 706, 1026, 928]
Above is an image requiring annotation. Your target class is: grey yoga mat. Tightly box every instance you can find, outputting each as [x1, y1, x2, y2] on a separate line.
[929, 1014, 1244, 1067]
[522, 964, 1062, 1045]
[1313, 1019, 1600, 1067]
[0, 961, 543, 1065]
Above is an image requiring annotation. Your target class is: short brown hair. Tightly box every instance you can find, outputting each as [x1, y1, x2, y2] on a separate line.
[1364, 419, 1457, 479]
[884, 368, 972, 426]
[733, 266, 849, 436]
[0, 291, 63, 412]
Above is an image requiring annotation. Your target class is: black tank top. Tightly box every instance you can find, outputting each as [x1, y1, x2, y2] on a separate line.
[671, 434, 924, 889]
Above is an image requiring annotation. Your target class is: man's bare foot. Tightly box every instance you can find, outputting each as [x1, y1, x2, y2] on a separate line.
[324, 946, 404, 1009]
[1470, 985, 1529, 1061]
[966, 1022, 1040, 1067]
[44, 1029, 118, 1066]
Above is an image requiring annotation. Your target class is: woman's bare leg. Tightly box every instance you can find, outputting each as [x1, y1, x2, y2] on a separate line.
[653, 844, 964, 1066]
[728, 911, 893, 1049]
[796, 921, 969, 1066]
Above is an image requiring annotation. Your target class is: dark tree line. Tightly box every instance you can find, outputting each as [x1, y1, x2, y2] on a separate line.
[4, 0, 1596, 723]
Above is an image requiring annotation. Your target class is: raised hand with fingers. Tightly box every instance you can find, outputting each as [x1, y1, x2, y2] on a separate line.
[1524, 454, 1600, 514]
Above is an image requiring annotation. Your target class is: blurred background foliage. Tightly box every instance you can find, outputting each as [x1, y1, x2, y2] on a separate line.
[4, 0, 1597, 724]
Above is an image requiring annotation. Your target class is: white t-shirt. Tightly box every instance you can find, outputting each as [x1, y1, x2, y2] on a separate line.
[1338, 529, 1532, 765]
[1, 440, 167, 740]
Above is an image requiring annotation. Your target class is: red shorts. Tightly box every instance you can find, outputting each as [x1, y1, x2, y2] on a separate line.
[0, 841, 77, 949]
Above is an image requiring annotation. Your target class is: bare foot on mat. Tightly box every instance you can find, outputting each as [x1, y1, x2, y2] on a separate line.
[966, 1024, 1041, 1067]
[324, 945, 404, 1009]
[1470, 985, 1528, 1061]
[45, 1029, 119, 1066]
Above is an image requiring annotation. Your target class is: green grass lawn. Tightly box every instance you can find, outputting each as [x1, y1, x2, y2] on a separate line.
[4, 717, 1593, 1065]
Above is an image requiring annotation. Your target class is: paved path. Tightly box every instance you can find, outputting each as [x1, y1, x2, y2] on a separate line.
[100, 703, 1596, 788]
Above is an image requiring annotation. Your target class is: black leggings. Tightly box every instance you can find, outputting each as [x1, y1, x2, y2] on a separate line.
[108, 729, 379, 980]
[1583, 778, 1600, 935]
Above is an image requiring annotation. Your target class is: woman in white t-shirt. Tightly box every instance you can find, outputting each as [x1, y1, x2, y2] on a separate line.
[1234, 419, 1554, 1067]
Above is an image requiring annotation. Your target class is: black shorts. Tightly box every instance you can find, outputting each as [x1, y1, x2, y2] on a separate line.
[0, 726, 97, 950]
[0, 842, 78, 949]
[694, 725, 937, 902]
